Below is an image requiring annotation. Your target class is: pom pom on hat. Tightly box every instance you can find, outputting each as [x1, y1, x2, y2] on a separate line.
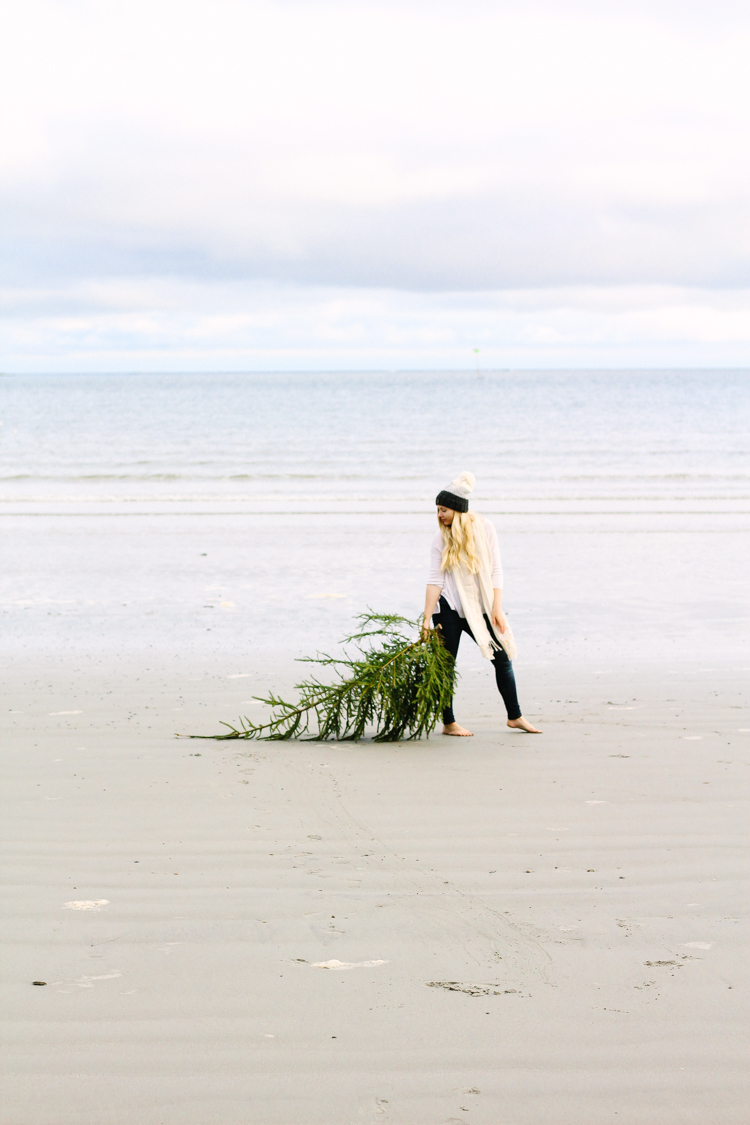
[450, 471, 475, 498]
[435, 471, 475, 513]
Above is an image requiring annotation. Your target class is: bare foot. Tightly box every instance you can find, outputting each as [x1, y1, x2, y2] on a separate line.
[442, 722, 474, 737]
[507, 716, 542, 733]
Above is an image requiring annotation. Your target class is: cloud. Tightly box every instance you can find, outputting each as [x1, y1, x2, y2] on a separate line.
[2, 1, 750, 288]
[4, 278, 750, 371]
[1, 0, 750, 365]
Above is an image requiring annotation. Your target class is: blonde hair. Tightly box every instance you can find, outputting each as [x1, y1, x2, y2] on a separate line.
[439, 510, 480, 574]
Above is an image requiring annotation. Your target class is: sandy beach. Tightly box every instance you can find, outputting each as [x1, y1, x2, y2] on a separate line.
[2, 369, 748, 1121]
[3, 654, 747, 1124]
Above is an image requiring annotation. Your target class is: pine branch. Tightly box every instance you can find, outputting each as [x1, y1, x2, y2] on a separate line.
[178, 612, 456, 743]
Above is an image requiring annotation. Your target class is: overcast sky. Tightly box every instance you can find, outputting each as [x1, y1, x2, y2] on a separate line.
[2, 0, 750, 370]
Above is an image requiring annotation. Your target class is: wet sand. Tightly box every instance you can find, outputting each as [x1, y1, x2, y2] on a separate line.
[2, 659, 748, 1124]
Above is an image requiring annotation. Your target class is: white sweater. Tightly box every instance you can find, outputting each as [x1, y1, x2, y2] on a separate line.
[428, 518, 503, 619]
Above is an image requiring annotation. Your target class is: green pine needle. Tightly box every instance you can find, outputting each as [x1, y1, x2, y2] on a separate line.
[179, 612, 456, 742]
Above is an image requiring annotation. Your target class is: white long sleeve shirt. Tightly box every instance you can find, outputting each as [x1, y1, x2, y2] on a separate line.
[428, 518, 503, 618]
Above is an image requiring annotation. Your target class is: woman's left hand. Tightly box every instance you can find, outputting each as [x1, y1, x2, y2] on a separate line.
[492, 609, 508, 634]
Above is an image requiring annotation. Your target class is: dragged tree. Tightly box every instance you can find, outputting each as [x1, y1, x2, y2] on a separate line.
[182, 613, 456, 742]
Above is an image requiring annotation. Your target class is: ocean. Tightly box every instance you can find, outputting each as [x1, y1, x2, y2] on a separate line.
[2, 369, 749, 675]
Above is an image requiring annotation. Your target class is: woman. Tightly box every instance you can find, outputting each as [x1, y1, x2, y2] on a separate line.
[423, 471, 541, 736]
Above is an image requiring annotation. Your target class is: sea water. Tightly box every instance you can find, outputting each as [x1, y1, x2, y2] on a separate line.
[2, 370, 749, 673]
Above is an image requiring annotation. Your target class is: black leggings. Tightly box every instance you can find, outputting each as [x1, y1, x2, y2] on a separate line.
[433, 596, 522, 723]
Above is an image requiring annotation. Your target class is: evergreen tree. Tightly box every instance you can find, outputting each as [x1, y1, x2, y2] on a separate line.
[183, 612, 456, 742]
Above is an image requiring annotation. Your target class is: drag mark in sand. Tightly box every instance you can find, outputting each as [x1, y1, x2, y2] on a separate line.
[274, 749, 555, 986]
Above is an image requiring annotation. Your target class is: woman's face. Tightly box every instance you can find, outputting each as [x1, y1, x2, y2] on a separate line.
[437, 505, 454, 527]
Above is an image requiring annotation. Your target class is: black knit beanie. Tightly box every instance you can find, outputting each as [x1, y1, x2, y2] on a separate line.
[435, 471, 475, 513]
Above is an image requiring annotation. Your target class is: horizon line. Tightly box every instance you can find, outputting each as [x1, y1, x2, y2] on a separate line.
[3, 366, 750, 377]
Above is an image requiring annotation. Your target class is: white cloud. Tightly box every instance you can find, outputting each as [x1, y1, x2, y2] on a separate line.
[3, 278, 750, 371]
[1, 0, 750, 364]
